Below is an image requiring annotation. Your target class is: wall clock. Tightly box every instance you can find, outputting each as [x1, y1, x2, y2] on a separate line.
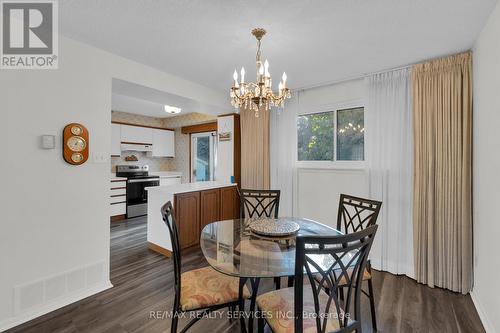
[63, 123, 89, 165]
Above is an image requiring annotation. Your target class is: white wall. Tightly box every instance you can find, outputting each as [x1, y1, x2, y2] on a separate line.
[216, 116, 235, 183]
[471, 2, 500, 332]
[0, 36, 228, 331]
[294, 79, 368, 227]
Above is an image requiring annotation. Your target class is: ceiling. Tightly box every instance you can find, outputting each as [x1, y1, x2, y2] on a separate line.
[112, 79, 227, 118]
[61, 0, 497, 93]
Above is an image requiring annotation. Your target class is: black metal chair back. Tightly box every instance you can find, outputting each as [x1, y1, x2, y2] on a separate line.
[294, 225, 378, 333]
[337, 194, 382, 234]
[161, 201, 182, 299]
[239, 189, 281, 218]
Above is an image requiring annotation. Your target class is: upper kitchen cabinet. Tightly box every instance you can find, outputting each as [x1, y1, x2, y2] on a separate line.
[112, 122, 175, 157]
[111, 123, 121, 156]
[120, 124, 153, 144]
[151, 128, 175, 157]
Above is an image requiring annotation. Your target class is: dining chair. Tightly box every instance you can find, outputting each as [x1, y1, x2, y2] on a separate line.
[256, 225, 379, 333]
[161, 201, 251, 333]
[239, 188, 281, 219]
[332, 194, 382, 331]
[239, 188, 288, 289]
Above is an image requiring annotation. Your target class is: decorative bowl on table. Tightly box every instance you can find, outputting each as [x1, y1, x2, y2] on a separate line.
[248, 217, 300, 237]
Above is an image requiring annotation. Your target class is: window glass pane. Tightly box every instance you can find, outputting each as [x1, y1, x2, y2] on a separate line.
[336, 107, 364, 161]
[297, 111, 334, 161]
[196, 136, 210, 181]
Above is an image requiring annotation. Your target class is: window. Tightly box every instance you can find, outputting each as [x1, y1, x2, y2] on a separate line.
[297, 107, 364, 162]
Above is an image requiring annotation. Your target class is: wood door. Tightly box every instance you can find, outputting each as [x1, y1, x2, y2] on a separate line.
[220, 186, 240, 220]
[174, 191, 200, 249]
[200, 189, 220, 229]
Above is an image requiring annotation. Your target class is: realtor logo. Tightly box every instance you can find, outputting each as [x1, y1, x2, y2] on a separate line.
[1, 0, 58, 69]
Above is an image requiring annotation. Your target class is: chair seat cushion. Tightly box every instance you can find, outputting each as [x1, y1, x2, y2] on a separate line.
[180, 266, 251, 311]
[315, 267, 371, 288]
[256, 287, 345, 333]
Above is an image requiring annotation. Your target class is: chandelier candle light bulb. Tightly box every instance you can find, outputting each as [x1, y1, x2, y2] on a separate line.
[230, 28, 291, 116]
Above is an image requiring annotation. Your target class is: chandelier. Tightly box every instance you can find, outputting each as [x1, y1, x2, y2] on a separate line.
[230, 28, 291, 117]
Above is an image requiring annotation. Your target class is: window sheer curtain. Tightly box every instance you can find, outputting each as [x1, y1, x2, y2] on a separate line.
[367, 68, 414, 277]
[270, 93, 298, 216]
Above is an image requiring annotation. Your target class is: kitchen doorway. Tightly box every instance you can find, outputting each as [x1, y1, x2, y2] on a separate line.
[191, 131, 216, 182]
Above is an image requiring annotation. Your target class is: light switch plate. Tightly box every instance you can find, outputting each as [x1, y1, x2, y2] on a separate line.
[92, 152, 107, 164]
[41, 135, 56, 149]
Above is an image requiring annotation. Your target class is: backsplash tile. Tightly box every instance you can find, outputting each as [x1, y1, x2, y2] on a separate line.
[111, 110, 173, 173]
[163, 113, 216, 183]
[112, 110, 164, 127]
[111, 111, 216, 181]
[111, 152, 175, 172]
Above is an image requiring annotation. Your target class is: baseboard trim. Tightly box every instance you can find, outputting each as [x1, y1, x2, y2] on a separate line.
[0, 280, 113, 332]
[148, 242, 172, 257]
[470, 290, 496, 333]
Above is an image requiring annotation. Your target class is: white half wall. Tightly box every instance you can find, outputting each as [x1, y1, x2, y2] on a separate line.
[216, 116, 235, 183]
[0, 36, 228, 331]
[297, 168, 368, 227]
[472, 2, 500, 332]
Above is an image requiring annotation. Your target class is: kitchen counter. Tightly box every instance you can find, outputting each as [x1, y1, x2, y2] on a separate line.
[149, 171, 182, 178]
[145, 181, 234, 194]
[146, 181, 239, 256]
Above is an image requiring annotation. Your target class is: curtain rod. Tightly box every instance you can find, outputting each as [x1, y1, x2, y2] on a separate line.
[292, 49, 471, 93]
[292, 64, 412, 92]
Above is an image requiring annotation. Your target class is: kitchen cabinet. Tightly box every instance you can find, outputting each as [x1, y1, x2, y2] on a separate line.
[200, 189, 220, 229]
[111, 123, 121, 156]
[220, 186, 240, 220]
[120, 124, 153, 144]
[171, 185, 239, 250]
[151, 128, 175, 157]
[110, 178, 127, 221]
[148, 183, 239, 255]
[174, 191, 200, 249]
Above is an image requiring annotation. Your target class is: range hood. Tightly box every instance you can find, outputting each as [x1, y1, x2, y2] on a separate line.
[121, 143, 153, 152]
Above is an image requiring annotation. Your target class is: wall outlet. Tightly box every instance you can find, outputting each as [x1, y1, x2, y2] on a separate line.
[92, 152, 107, 164]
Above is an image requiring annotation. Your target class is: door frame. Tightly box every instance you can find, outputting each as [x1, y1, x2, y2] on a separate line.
[190, 131, 217, 182]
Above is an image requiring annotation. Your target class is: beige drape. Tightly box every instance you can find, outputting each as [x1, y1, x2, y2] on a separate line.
[412, 52, 472, 294]
[240, 108, 270, 189]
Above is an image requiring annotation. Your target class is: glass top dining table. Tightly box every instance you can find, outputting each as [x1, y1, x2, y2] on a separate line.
[199, 217, 343, 279]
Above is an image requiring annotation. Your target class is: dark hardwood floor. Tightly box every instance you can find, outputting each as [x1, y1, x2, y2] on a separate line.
[7, 217, 485, 333]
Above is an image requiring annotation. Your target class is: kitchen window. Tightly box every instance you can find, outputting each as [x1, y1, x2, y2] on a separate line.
[297, 107, 365, 162]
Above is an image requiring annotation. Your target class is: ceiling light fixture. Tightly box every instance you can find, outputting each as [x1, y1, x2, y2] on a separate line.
[164, 105, 182, 114]
[230, 28, 291, 117]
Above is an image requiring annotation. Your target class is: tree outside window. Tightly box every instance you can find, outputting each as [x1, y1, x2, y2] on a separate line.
[297, 107, 364, 162]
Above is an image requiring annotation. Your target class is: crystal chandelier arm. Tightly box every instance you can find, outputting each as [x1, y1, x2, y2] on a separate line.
[230, 28, 290, 114]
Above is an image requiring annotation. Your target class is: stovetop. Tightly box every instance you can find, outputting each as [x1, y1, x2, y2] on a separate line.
[126, 174, 160, 180]
[116, 165, 158, 179]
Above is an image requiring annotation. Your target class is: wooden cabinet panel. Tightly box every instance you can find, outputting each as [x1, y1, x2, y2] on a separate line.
[174, 192, 200, 249]
[200, 189, 220, 229]
[220, 186, 240, 220]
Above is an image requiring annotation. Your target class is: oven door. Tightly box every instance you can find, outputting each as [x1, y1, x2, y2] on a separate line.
[126, 178, 159, 218]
